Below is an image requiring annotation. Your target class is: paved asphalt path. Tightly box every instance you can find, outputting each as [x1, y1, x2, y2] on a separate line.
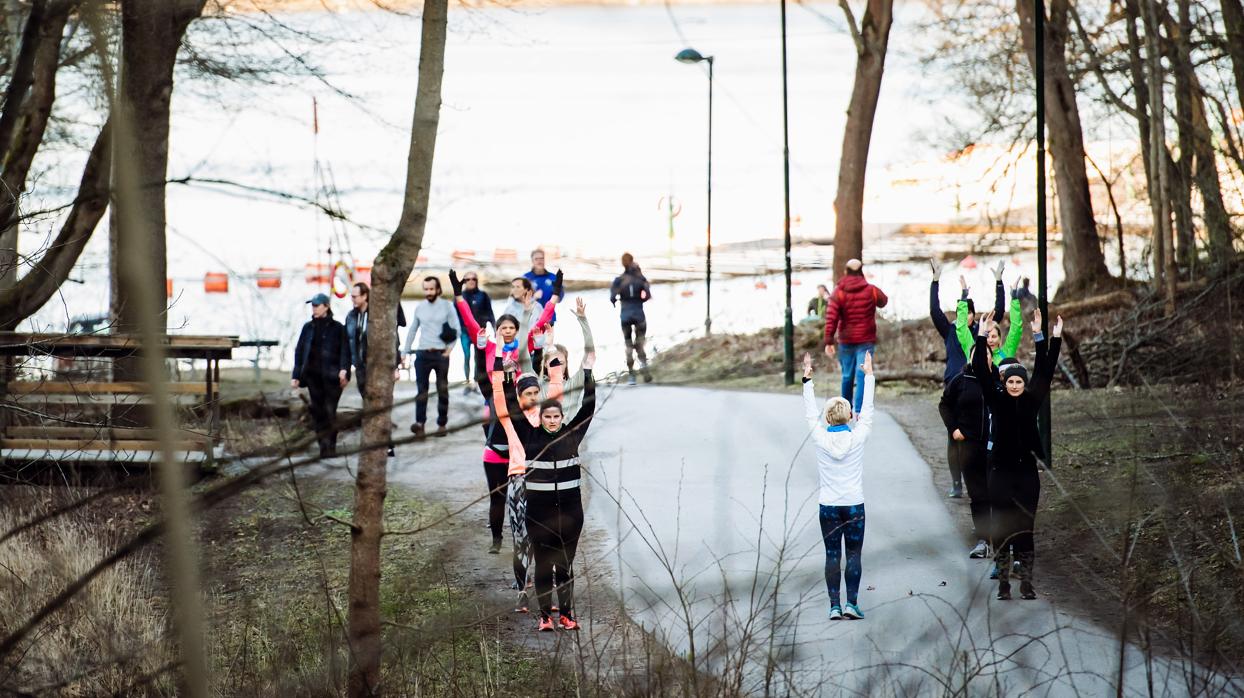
[580, 384, 1238, 697]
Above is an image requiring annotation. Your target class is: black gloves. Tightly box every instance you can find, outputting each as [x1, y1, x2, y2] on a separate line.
[552, 269, 564, 299]
[448, 269, 462, 297]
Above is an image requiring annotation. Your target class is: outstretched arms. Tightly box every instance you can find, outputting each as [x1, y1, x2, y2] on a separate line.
[801, 352, 821, 431]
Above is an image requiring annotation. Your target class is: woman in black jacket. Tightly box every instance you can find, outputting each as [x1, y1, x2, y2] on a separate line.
[938, 346, 993, 561]
[972, 309, 1061, 600]
[498, 334, 596, 632]
[292, 293, 351, 458]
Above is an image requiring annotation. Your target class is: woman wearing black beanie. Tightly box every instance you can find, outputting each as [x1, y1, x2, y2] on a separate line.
[972, 308, 1062, 600]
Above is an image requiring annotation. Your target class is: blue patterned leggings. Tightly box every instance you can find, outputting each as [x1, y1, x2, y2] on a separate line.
[818, 503, 866, 606]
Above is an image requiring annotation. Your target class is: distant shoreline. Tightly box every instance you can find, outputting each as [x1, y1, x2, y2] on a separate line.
[226, 0, 793, 12]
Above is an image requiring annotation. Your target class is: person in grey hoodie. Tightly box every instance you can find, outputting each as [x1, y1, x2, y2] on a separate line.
[402, 276, 460, 438]
[609, 253, 652, 385]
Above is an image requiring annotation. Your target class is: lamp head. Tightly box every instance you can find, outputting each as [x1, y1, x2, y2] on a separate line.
[675, 48, 708, 64]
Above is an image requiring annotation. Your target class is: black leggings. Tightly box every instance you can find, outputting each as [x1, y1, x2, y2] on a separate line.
[526, 491, 584, 615]
[949, 440, 990, 543]
[483, 461, 508, 540]
[988, 462, 1040, 556]
[621, 317, 648, 371]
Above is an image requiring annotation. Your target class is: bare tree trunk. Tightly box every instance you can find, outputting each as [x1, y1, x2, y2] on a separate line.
[1171, 0, 1195, 274]
[1222, 0, 1244, 115]
[1190, 91, 1233, 272]
[1141, 0, 1176, 313]
[1017, 0, 1112, 297]
[346, 0, 447, 693]
[0, 0, 68, 294]
[109, 0, 205, 335]
[1124, 0, 1152, 195]
[831, 0, 893, 281]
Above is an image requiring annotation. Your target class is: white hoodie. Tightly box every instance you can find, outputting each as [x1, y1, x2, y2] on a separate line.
[803, 375, 875, 506]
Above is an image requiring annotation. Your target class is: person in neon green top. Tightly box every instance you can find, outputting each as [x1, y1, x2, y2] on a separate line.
[956, 268, 1024, 362]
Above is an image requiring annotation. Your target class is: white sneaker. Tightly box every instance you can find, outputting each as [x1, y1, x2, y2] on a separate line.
[828, 606, 843, 620]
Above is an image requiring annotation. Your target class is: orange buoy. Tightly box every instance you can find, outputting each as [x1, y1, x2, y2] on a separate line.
[354, 265, 372, 286]
[1011, 256, 1022, 266]
[493, 248, 518, 263]
[166, 278, 174, 298]
[305, 263, 331, 284]
[792, 279, 802, 286]
[960, 255, 978, 269]
[754, 281, 768, 290]
[898, 268, 911, 276]
[257, 267, 281, 289]
[451, 250, 476, 261]
[204, 272, 229, 294]
[416, 255, 429, 265]
[680, 289, 694, 297]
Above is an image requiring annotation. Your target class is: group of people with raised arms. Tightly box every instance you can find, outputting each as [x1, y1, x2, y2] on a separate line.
[803, 256, 1062, 619]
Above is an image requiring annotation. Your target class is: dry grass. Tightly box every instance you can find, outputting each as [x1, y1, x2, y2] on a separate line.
[0, 505, 174, 696]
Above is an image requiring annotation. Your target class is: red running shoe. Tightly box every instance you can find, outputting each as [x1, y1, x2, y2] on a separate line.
[558, 612, 579, 631]
[537, 614, 554, 632]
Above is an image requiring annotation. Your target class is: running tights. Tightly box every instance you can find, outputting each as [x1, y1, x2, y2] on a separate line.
[818, 503, 866, 607]
[483, 461, 507, 540]
[527, 492, 584, 615]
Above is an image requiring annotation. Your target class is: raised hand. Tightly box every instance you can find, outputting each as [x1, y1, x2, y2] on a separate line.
[552, 269, 564, 299]
[1052, 314, 1064, 338]
[1011, 276, 1022, 299]
[476, 327, 488, 350]
[929, 260, 942, 282]
[977, 309, 996, 336]
[862, 351, 874, 376]
[1030, 307, 1043, 334]
[959, 274, 968, 292]
[802, 352, 813, 379]
[992, 260, 1005, 282]
[574, 297, 586, 317]
[448, 269, 463, 297]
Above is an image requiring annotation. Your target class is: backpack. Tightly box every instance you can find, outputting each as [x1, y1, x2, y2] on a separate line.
[619, 272, 646, 302]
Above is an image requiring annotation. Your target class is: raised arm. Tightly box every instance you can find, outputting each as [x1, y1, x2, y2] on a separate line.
[973, 312, 999, 398]
[991, 261, 1006, 321]
[929, 278, 952, 338]
[954, 297, 975, 361]
[566, 368, 595, 431]
[800, 353, 821, 430]
[455, 297, 481, 341]
[1001, 297, 1024, 359]
[1028, 315, 1062, 403]
[852, 353, 877, 444]
[490, 371, 528, 474]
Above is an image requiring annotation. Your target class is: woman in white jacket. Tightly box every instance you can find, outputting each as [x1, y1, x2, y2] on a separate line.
[802, 350, 875, 620]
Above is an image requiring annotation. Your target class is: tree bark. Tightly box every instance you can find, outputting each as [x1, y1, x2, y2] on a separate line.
[346, 0, 447, 693]
[1171, 0, 1194, 273]
[1123, 0, 1152, 189]
[0, 121, 111, 330]
[1141, 0, 1176, 313]
[1016, 0, 1112, 298]
[1222, 0, 1244, 117]
[109, 0, 205, 335]
[0, 0, 68, 291]
[831, 0, 893, 282]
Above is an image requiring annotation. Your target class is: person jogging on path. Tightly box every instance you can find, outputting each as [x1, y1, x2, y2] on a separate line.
[939, 342, 995, 561]
[973, 309, 1061, 601]
[496, 330, 597, 632]
[455, 270, 495, 395]
[292, 293, 350, 458]
[802, 349, 875, 620]
[402, 276, 460, 439]
[345, 282, 406, 457]
[823, 259, 888, 413]
[610, 252, 652, 385]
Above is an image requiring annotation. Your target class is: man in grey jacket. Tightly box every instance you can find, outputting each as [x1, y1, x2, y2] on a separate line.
[403, 276, 460, 438]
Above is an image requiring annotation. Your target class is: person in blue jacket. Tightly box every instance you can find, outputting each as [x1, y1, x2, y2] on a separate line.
[293, 293, 350, 458]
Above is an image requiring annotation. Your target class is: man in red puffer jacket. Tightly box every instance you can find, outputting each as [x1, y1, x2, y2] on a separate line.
[824, 258, 889, 413]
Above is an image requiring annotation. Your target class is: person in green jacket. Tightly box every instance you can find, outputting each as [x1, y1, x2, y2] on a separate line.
[956, 268, 1023, 363]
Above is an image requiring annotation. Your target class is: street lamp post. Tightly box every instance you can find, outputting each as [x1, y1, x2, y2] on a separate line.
[1034, 0, 1052, 464]
[676, 48, 714, 336]
[780, 0, 795, 386]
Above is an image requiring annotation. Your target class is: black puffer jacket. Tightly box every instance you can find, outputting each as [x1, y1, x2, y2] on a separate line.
[293, 315, 350, 382]
[972, 333, 1060, 467]
[938, 362, 989, 443]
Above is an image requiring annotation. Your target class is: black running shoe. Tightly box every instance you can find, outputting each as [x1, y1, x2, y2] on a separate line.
[996, 583, 1012, 601]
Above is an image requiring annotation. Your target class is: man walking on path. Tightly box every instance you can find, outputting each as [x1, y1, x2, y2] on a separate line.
[456, 270, 495, 395]
[345, 282, 406, 457]
[610, 252, 652, 385]
[403, 276, 460, 438]
[292, 292, 350, 458]
[523, 249, 558, 324]
[823, 259, 888, 413]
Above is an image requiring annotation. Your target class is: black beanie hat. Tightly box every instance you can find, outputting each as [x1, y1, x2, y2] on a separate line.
[999, 359, 1028, 383]
[516, 375, 540, 394]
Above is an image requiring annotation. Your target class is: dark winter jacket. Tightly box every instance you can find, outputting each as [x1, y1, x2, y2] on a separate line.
[459, 288, 495, 331]
[610, 265, 651, 321]
[344, 304, 407, 375]
[506, 369, 596, 495]
[938, 363, 989, 443]
[930, 279, 1005, 383]
[293, 315, 350, 382]
[972, 333, 1061, 468]
[824, 274, 889, 346]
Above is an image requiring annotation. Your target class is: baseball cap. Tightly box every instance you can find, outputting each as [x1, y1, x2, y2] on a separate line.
[307, 292, 330, 306]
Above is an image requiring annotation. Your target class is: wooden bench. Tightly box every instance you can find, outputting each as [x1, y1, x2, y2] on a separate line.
[0, 333, 237, 470]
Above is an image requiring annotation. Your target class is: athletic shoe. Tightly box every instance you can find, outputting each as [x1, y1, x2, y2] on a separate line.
[537, 614, 554, 632]
[996, 583, 1012, 601]
[514, 591, 529, 613]
[387, 447, 396, 458]
[558, 613, 580, 631]
[488, 538, 502, 554]
[828, 606, 843, 620]
[989, 564, 1000, 580]
[411, 423, 425, 438]
[969, 540, 989, 559]
[642, 367, 653, 384]
[948, 484, 964, 498]
[842, 603, 865, 620]
[1020, 581, 1036, 600]
[627, 375, 638, 386]
[434, 425, 448, 437]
